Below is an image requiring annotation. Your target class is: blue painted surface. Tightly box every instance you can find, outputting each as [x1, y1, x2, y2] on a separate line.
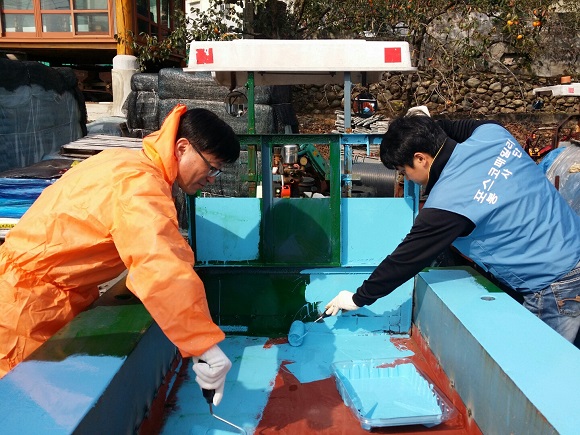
[194, 197, 415, 268]
[414, 267, 580, 435]
[195, 198, 261, 262]
[0, 355, 125, 434]
[303, 268, 413, 333]
[0, 292, 176, 435]
[341, 198, 413, 266]
[161, 325, 415, 434]
[332, 360, 444, 429]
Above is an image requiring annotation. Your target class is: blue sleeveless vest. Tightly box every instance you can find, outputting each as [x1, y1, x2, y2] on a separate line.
[424, 124, 580, 292]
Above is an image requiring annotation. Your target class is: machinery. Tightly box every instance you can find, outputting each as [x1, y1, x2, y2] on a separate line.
[525, 113, 580, 161]
[528, 81, 580, 161]
[271, 143, 329, 198]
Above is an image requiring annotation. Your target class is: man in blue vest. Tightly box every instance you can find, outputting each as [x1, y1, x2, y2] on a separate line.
[325, 114, 580, 345]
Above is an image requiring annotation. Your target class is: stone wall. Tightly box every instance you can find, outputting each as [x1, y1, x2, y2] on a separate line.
[292, 72, 579, 118]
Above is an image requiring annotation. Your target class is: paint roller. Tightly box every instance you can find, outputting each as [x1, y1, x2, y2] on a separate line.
[199, 361, 247, 435]
[288, 312, 330, 347]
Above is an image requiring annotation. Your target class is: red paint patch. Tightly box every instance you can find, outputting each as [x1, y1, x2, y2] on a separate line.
[139, 355, 190, 435]
[384, 47, 402, 63]
[256, 328, 483, 434]
[195, 48, 214, 64]
[264, 336, 289, 348]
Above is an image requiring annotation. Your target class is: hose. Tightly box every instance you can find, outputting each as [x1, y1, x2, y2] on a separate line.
[351, 162, 396, 197]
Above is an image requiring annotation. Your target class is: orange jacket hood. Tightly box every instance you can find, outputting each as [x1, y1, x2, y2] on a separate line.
[142, 104, 187, 184]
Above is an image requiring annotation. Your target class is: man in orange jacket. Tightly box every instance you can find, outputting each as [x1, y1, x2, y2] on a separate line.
[0, 104, 240, 406]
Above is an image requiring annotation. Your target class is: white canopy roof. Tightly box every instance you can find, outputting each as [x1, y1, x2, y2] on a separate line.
[184, 39, 416, 86]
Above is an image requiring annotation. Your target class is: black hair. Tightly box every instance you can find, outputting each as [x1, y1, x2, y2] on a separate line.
[176, 108, 240, 163]
[380, 114, 447, 169]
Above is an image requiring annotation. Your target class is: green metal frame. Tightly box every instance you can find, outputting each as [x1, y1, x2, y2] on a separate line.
[188, 134, 342, 267]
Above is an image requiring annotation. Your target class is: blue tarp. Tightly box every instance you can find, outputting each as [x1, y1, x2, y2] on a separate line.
[0, 178, 53, 219]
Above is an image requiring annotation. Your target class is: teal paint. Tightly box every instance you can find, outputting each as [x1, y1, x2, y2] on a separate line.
[161, 336, 279, 435]
[0, 294, 176, 435]
[414, 267, 580, 435]
[198, 268, 312, 336]
[195, 198, 261, 263]
[161, 326, 415, 435]
[341, 198, 414, 266]
[0, 355, 125, 433]
[279, 318, 414, 383]
[199, 267, 414, 337]
[333, 360, 449, 429]
[303, 268, 414, 334]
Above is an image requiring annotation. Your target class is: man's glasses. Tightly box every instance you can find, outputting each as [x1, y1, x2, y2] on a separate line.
[190, 142, 222, 178]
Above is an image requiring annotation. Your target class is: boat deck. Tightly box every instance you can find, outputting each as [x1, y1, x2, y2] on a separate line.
[157, 325, 481, 435]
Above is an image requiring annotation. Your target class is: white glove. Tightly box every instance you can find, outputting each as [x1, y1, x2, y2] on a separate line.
[405, 105, 431, 117]
[192, 344, 232, 406]
[324, 290, 360, 316]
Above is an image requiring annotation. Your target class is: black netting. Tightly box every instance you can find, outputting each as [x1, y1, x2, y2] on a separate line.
[131, 73, 159, 92]
[157, 69, 273, 104]
[159, 99, 274, 135]
[199, 150, 259, 198]
[125, 90, 159, 131]
[124, 69, 298, 138]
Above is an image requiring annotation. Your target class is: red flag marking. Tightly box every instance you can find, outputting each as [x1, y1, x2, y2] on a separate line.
[196, 48, 214, 64]
[384, 47, 402, 63]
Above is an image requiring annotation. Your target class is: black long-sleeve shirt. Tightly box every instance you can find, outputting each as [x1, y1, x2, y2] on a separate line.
[353, 119, 500, 307]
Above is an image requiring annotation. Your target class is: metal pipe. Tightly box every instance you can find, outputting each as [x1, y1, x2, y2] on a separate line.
[343, 143, 353, 198]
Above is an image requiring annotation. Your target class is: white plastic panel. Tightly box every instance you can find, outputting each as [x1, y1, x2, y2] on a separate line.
[533, 83, 580, 96]
[185, 39, 416, 86]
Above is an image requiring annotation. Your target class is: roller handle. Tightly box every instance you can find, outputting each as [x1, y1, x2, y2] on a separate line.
[315, 311, 332, 322]
[202, 388, 215, 405]
[198, 359, 215, 405]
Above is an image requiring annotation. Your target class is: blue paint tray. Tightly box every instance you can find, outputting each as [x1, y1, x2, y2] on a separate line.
[332, 358, 457, 430]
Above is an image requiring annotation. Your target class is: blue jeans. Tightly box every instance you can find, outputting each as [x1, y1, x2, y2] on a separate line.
[523, 261, 580, 344]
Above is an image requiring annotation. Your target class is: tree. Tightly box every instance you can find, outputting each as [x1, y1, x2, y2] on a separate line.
[186, 0, 578, 74]
[121, 1, 579, 89]
[115, 10, 192, 72]
[288, 0, 579, 74]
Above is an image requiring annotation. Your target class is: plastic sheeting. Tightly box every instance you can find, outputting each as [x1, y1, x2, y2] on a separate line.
[545, 143, 580, 215]
[0, 159, 74, 238]
[0, 178, 54, 219]
[0, 60, 86, 173]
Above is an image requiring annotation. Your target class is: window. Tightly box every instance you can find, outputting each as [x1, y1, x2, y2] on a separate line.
[2, 1, 36, 33]
[1, 0, 111, 36]
[137, 0, 177, 39]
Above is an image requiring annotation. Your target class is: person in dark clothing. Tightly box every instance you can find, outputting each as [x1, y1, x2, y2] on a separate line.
[325, 114, 580, 344]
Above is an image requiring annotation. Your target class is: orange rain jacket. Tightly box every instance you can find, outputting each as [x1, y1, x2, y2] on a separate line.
[0, 105, 224, 377]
